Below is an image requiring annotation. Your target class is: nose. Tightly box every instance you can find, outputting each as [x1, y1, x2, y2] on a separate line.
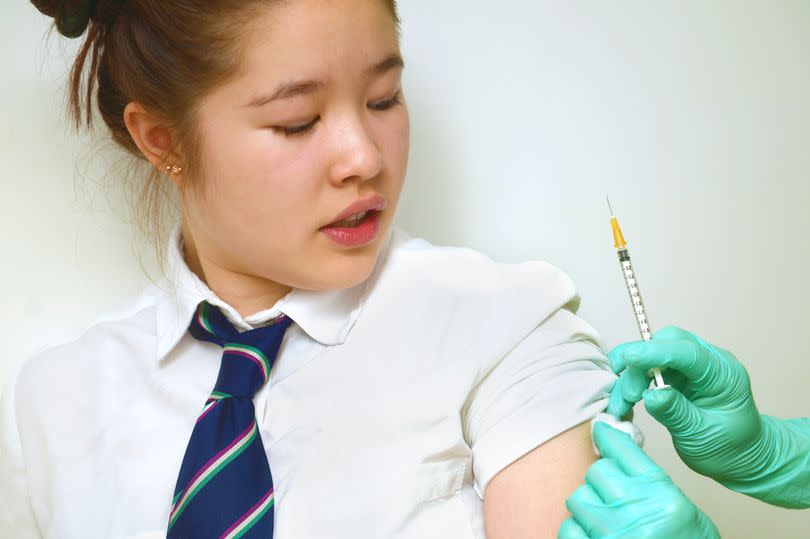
[328, 116, 385, 184]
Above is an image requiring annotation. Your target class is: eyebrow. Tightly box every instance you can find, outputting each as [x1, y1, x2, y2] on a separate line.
[245, 53, 405, 108]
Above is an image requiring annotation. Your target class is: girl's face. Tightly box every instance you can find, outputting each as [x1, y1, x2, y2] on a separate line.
[183, 0, 409, 300]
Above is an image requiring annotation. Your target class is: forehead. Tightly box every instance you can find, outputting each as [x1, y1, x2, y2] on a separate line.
[239, 0, 400, 84]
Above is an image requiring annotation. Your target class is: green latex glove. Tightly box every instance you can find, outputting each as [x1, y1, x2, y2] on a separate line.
[606, 325, 810, 508]
[558, 422, 720, 539]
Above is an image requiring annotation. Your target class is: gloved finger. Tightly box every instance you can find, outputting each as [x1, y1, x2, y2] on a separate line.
[653, 326, 733, 384]
[619, 366, 651, 404]
[606, 366, 651, 417]
[642, 387, 703, 436]
[607, 341, 644, 374]
[593, 422, 660, 477]
[606, 376, 633, 418]
[557, 516, 590, 539]
[565, 484, 604, 535]
[584, 457, 628, 503]
[652, 325, 695, 341]
[620, 338, 715, 384]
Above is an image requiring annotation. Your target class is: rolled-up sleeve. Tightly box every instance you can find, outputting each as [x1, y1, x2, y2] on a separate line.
[462, 262, 616, 499]
[0, 360, 41, 538]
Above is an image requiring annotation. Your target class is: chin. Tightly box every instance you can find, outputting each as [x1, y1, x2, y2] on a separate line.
[339, 257, 378, 289]
[316, 251, 379, 291]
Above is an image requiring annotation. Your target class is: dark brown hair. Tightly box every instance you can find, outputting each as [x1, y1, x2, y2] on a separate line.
[30, 0, 401, 281]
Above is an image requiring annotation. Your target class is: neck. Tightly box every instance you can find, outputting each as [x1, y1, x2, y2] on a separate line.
[181, 222, 293, 320]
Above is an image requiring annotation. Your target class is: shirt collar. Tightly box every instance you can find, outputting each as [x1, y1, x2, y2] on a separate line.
[154, 221, 396, 362]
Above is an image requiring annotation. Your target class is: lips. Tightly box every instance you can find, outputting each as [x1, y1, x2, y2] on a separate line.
[320, 209, 382, 246]
[323, 194, 387, 228]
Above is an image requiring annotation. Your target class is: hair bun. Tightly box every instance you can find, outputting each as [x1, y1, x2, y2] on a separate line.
[30, 0, 98, 39]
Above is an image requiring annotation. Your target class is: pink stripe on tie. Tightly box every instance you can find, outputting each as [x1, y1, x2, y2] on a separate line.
[196, 400, 219, 424]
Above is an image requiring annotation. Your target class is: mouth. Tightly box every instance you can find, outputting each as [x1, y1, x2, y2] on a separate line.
[321, 209, 382, 229]
[319, 209, 382, 246]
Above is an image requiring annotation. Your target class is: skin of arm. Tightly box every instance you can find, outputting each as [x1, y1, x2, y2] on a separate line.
[483, 421, 596, 539]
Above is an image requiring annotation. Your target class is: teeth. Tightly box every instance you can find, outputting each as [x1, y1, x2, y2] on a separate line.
[333, 210, 369, 227]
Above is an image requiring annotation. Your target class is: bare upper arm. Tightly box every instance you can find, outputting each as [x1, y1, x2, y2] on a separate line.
[482, 421, 596, 539]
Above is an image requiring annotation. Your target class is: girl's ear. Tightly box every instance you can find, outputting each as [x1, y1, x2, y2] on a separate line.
[124, 101, 184, 181]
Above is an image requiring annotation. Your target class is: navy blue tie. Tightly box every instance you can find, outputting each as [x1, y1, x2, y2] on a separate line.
[167, 300, 294, 538]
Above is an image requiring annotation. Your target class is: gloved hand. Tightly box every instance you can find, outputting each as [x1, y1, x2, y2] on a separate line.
[606, 325, 810, 508]
[558, 422, 720, 539]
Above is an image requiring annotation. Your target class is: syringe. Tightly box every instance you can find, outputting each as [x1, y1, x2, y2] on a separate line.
[606, 196, 668, 390]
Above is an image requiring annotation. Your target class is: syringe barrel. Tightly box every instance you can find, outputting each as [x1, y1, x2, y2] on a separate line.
[617, 248, 652, 341]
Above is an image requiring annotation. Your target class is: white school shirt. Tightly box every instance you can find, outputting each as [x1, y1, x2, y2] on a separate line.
[1, 222, 616, 539]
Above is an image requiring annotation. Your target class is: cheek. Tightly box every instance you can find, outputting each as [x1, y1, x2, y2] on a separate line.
[204, 126, 300, 192]
[197, 125, 268, 203]
[388, 111, 410, 161]
[234, 136, 324, 233]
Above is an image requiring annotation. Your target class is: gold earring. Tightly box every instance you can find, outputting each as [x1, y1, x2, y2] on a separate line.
[164, 163, 182, 175]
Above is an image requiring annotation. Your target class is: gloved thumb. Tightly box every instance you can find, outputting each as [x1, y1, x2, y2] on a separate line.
[643, 387, 701, 436]
[557, 516, 589, 539]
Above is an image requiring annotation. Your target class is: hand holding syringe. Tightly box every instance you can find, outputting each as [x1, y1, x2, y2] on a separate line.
[561, 199, 810, 539]
[600, 199, 810, 509]
[606, 197, 668, 390]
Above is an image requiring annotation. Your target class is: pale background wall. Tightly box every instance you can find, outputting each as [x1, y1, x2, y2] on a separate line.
[2, 1, 808, 537]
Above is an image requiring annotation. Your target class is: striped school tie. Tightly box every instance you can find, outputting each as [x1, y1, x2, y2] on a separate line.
[167, 300, 294, 538]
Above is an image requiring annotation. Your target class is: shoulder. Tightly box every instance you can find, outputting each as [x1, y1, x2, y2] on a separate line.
[10, 284, 162, 417]
[383, 226, 581, 320]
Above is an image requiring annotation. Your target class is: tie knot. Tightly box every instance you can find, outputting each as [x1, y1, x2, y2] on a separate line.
[187, 301, 294, 398]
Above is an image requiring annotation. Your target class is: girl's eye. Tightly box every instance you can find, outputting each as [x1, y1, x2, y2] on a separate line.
[273, 119, 318, 138]
[370, 90, 403, 112]
[271, 90, 404, 138]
